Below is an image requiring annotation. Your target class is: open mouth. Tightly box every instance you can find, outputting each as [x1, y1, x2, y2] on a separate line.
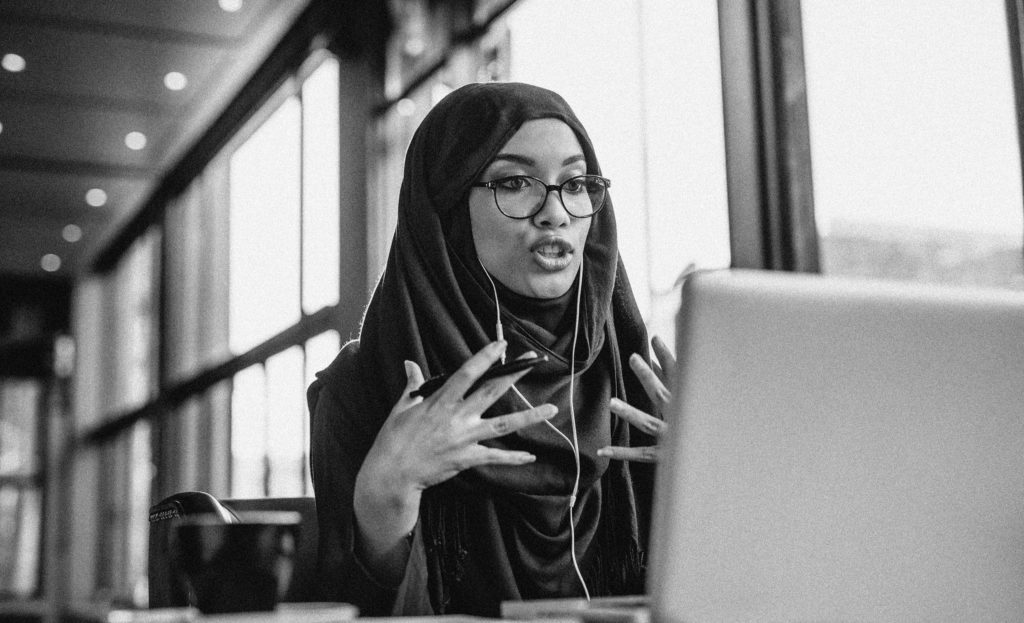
[530, 238, 574, 269]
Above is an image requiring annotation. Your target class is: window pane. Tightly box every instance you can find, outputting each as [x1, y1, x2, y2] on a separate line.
[266, 347, 305, 497]
[111, 231, 158, 413]
[303, 57, 341, 314]
[206, 380, 233, 498]
[230, 97, 302, 353]
[127, 422, 152, 607]
[0, 379, 41, 476]
[0, 486, 40, 597]
[164, 167, 231, 382]
[505, 0, 729, 344]
[804, 0, 1024, 289]
[231, 364, 267, 498]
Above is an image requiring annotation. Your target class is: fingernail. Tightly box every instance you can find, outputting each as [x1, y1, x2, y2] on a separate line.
[543, 404, 558, 418]
[404, 360, 415, 376]
[520, 453, 536, 463]
[596, 448, 610, 457]
[609, 397, 623, 409]
[493, 340, 507, 351]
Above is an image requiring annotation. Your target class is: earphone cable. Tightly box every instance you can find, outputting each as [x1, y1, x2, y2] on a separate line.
[479, 257, 591, 599]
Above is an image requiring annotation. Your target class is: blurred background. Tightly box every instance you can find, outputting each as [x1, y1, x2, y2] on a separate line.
[1, 0, 1022, 620]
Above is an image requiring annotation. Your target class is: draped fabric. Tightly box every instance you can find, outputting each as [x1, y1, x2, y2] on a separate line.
[309, 82, 658, 616]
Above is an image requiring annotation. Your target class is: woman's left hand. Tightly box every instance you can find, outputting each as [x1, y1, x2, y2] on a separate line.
[597, 335, 674, 463]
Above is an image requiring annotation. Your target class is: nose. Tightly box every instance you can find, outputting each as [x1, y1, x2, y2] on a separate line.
[532, 187, 571, 228]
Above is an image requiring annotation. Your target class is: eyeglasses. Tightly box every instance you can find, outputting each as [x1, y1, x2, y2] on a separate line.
[471, 174, 611, 219]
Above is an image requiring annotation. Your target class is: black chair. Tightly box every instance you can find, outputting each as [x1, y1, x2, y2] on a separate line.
[148, 491, 320, 608]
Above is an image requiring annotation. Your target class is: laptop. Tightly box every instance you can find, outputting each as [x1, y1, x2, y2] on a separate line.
[649, 269, 1024, 622]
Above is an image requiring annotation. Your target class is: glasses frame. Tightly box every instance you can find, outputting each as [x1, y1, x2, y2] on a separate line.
[471, 174, 612, 220]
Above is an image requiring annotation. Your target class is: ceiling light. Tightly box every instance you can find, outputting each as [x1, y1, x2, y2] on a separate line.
[396, 98, 416, 117]
[125, 131, 147, 150]
[62, 224, 83, 243]
[41, 254, 61, 272]
[2, 53, 26, 73]
[85, 188, 107, 207]
[403, 38, 425, 57]
[164, 71, 188, 91]
[219, 0, 243, 12]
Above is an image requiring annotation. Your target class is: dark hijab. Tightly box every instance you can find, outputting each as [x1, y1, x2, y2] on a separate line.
[318, 82, 656, 614]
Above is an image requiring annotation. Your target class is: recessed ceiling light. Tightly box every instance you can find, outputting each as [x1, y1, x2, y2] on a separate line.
[403, 38, 425, 57]
[2, 53, 26, 73]
[219, 0, 243, 12]
[63, 224, 83, 243]
[125, 131, 147, 150]
[164, 71, 188, 91]
[85, 188, 107, 207]
[396, 98, 417, 117]
[41, 254, 61, 272]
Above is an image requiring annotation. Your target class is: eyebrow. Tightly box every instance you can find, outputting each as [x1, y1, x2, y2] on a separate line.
[491, 153, 586, 167]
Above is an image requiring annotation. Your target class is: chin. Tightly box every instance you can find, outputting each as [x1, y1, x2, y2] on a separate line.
[523, 276, 576, 299]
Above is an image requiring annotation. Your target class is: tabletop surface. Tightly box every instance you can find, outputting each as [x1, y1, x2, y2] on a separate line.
[102, 595, 650, 623]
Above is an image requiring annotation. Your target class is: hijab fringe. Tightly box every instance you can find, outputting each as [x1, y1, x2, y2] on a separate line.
[423, 489, 468, 613]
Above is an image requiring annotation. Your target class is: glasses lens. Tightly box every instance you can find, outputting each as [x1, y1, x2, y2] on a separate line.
[493, 176, 545, 218]
[561, 176, 607, 217]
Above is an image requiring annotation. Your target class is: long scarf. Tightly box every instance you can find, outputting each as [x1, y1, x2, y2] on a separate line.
[319, 82, 656, 613]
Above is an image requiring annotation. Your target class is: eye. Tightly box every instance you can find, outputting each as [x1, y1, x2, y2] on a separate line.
[561, 176, 587, 194]
[494, 176, 533, 192]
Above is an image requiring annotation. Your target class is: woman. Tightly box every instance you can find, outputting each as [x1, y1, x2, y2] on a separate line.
[307, 82, 673, 616]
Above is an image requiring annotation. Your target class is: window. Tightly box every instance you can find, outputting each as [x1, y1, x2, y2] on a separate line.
[803, 0, 1024, 289]
[67, 51, 347, 608]
[226, 55, 342, 496]
[85, 230, 158, 605]
[505, 0, 730, 342]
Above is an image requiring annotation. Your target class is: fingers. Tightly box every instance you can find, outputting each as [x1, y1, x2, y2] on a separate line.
[651, 335, 676, 384]
[461, 445, 538, 469]
[465, 404, 558, 444]
[629, 353, 671, 408]
[434, 341, 507, 404]
[610, 397, 666, 437]
[596, 445, 658, 463]
[395, 360, 425, 410]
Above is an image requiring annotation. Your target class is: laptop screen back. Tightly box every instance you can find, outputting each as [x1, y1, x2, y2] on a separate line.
[649, 270, 1024, 622]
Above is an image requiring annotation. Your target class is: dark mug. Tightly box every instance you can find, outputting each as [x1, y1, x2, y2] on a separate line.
[173, 511, 300, 614]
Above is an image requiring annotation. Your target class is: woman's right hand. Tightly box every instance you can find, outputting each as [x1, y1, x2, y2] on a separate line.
[352, 340, 556, 581]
